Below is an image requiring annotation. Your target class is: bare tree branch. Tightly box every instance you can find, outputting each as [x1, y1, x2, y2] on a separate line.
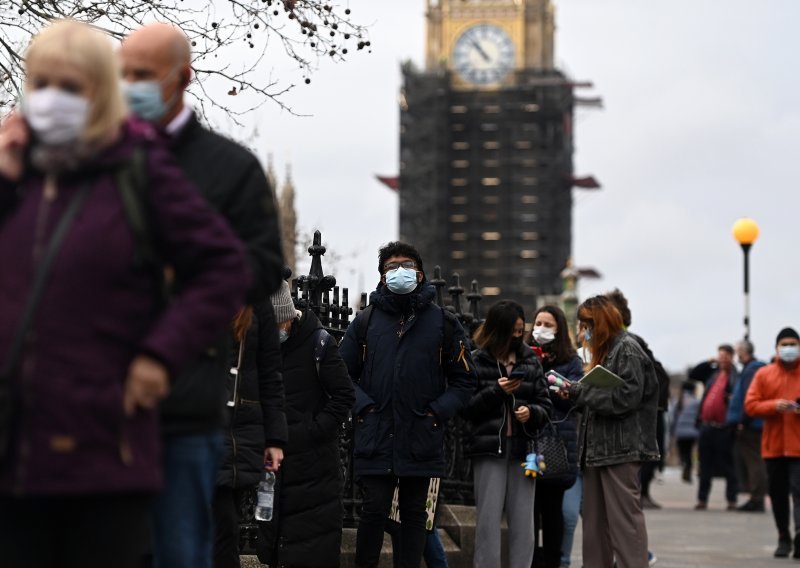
[1, 0, 372, 115]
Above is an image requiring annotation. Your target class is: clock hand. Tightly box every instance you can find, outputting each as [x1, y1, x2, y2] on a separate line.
[470, 39, 491, 62]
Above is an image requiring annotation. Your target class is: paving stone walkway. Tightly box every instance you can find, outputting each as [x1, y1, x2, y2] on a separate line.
[243, 466, 787, 567]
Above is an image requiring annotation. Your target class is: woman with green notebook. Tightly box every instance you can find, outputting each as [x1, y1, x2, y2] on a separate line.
[553, 295, 660, 568]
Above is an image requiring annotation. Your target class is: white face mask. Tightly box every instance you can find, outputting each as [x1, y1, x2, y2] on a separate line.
[532, 326, 556, 345]
[23, 88, 90, 145]
[779, 345, 800, 364]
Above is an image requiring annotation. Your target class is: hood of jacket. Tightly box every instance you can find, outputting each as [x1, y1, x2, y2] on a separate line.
[368, 282, 436, 316]
[282, 308, 321, 352]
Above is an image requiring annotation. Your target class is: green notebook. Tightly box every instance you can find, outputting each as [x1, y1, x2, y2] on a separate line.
[580, 365, 625, 388]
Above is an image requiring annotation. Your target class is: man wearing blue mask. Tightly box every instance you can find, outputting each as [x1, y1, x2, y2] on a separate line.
[339, 241, 476, 568]
[746, 327, 800, 559]
[120, 23, 285, 568]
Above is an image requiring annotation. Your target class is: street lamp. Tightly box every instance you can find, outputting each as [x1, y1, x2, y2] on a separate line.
[732, 218, 760, 340]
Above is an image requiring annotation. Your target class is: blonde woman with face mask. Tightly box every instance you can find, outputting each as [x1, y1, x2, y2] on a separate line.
[0, 20, 249, 568]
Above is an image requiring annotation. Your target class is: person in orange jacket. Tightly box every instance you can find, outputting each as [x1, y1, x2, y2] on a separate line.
[744, 327, 800, 560]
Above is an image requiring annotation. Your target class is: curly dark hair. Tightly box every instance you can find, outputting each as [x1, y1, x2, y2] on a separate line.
[377, 241, 424, 275]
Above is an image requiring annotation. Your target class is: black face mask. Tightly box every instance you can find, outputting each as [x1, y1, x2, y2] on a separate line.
[510, 336, 523, 353]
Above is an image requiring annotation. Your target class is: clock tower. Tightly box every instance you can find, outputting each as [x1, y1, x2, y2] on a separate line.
[399, 0, 576, 307]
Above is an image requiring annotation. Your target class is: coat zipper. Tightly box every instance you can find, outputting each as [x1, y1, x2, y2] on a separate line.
[15, 175, 59, 494]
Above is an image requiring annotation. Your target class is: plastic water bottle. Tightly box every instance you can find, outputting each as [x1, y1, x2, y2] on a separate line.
[255, 470, 276, 521]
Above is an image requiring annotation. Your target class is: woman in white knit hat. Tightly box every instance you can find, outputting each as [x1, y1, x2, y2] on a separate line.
[257, 281, 355, 568]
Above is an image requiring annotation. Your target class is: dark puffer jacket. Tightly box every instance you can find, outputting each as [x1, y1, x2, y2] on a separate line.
[340, 283, 476, 478]
[216, 302, 288, 489]
[258, 309, 354, 568]
[462, 346, 552, 460]
[569, 332, 660, 468]
[538, 354, 583, 488]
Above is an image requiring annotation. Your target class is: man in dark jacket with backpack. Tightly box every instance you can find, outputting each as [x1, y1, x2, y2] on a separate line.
[339, 241, 476, 568]
[121, 23, 284, 568]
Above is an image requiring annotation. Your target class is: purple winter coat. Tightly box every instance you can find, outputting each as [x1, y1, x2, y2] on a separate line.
[0, 118, 250, 496]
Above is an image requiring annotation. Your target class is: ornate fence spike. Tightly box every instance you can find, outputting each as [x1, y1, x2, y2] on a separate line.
[448, 273, 465, 316]
[430, 265, 447, 307]
[467, 279, 483, 321]
[321, 289, 331, 327]
[341, 288, 352, 328]
[295, 230, 336, 318]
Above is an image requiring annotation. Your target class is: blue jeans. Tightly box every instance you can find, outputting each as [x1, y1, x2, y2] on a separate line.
[153, 432, 224, 568]
[391, 525, 449, 568]
[561, 472, 583, 567]
[424, 527, 449, 568]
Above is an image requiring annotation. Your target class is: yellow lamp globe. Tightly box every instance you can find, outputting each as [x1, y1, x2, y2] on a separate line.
[733, 218, 760, 246]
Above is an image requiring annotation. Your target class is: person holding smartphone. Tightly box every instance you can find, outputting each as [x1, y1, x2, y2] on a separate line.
[745, 327, 800, 559]
[462, 300, 552, 568]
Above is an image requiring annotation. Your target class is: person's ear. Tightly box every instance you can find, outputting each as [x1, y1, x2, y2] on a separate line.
[179, 64, 192, 90]
[417, 271, 424, 283]
[380, 273, 386, 285]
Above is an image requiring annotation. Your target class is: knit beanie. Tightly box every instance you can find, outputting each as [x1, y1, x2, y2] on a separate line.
[776, 327, 800, 345]
[270, 280, 296, 324]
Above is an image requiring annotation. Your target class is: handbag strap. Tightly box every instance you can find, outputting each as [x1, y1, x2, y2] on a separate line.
[227, 330, 248, 408]
[1, 182, 92, 378]
[235, 333, 247, 370]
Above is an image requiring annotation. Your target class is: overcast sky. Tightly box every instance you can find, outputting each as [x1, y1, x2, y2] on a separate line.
[221, 1, 800, 373]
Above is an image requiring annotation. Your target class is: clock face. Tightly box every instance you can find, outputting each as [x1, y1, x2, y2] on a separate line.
[453, 24, 515, 86]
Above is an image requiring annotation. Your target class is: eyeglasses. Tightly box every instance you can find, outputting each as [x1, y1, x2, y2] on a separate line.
[383, 260, 417, 272]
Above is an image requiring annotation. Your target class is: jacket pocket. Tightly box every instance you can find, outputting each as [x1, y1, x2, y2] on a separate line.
[410, 411, 445, 462]
[353, 411, 380, 459]
[613, 419, 631, 454]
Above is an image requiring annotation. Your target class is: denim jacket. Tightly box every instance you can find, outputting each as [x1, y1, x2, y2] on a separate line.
[570, 332, 660, 468]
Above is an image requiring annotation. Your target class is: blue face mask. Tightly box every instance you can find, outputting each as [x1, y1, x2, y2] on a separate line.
[123, 79, 174, 122]
[385, 267, 418, 295]
[584, 328, 592, 343]
[278, 329, 290, 344]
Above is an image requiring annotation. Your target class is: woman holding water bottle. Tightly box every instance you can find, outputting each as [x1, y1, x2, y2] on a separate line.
[551, 296, 660, 568]
[257, 281, 354, 568]
[213, 301, 288, 568]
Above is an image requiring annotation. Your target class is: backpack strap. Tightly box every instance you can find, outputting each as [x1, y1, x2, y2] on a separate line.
[1, 181, 93, 378]
[440, 309, 472, 372]
[312, 327, 334, 377]
[115, 146, 168, 302]
[0, 181, 93, 459]
[116, 147, 153, 268]
[356, 304, 375, 365]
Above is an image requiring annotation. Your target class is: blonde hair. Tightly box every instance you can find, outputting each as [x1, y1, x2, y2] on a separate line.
[25, 19, 127, 144]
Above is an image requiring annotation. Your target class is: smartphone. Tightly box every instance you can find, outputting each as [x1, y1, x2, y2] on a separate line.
[509, 369, 526, 381]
